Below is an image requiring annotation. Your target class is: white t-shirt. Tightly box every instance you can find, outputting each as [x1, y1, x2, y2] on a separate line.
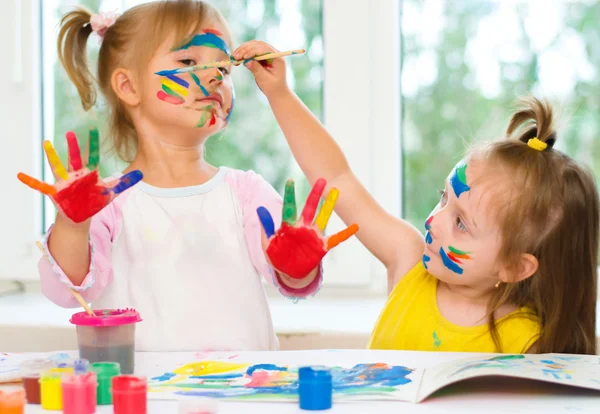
[39, 167, 322, 351]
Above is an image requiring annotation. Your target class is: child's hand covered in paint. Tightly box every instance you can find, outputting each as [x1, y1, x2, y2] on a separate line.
[257, 178, 359, 280]
[233, 41, 288, 99]
[17, 128, 143, 224]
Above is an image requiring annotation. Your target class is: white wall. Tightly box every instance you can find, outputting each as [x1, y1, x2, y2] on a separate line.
[0, 0, 43, 281]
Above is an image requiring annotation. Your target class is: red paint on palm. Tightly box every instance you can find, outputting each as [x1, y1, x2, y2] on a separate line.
[54, 171, 110, 223]
[266, 224, 325, 279]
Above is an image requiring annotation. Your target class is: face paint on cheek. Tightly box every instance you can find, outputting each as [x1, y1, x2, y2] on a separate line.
[450, 161, 470, 198]
[439, 246, 472, 275]
[424, 216, 433, 244]
[190, 73, 209, 97]
[225, 85, 235, 123]
[157, 74, 190, 105]
[195, 105, 217, 128]
[422, 254, 431, 269]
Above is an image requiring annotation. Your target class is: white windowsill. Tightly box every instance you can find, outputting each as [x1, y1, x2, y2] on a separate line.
[0, 291, 386, 336]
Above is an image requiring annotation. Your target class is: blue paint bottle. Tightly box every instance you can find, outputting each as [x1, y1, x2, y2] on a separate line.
[298, 366, 332, 411]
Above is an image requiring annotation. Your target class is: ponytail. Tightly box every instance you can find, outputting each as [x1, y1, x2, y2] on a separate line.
[57, 7, 96, 110]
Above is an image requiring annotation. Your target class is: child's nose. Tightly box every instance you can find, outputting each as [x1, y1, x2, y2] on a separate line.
[209, 68, 224, 84]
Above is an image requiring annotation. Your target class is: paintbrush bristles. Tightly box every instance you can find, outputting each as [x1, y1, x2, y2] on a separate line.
[36, 241, 96, 317]
[156, 49, 305, 76]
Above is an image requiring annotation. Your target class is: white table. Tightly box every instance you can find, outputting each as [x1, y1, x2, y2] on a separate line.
[2, 350, 599, 413]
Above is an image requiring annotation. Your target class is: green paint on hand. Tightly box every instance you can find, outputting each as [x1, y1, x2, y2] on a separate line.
[87, 127, 100, 170]
[282, 180, 297, 225]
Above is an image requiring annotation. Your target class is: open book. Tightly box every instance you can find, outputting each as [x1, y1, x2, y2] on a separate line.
[146, 351, 600, 403]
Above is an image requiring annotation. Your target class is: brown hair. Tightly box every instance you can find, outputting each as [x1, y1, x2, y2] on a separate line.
[57, 0, 231, 162]
[471, 96, 599, 354]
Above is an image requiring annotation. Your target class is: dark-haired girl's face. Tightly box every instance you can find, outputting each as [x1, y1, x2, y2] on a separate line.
[141, 21, 235, 145]
[423, 159, 508, 290]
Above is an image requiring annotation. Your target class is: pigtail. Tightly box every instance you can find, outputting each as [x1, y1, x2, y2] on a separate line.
[481, 95, 598, 355]
[506, 96, 557, 148]
[57, 7, 96, 110]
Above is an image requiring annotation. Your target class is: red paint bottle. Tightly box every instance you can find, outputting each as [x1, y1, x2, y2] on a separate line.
[61, 371, 97, 414]
[112, 375, 147, 414]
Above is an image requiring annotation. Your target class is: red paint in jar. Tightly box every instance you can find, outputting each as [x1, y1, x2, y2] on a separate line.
[112, 375, 147, 414]
[61, 372, 97, 414]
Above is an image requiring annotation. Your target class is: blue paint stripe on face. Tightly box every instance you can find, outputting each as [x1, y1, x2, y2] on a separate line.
[225, 86, 235, 123]
[422, 254, 430, 269]
[155, 69, 178, 76]
[176, 33, 231, 55]
[190, 73, 209, 96]
[425, 232, 432, 244]
[439, 248, 463, 275]
[450, 164, 470, 198]
[166, 74, 189, 88]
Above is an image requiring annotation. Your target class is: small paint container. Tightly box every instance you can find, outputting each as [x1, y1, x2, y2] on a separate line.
[298, 366, 332, 411]
[90, 361, 121, 405]
[39, 370, 65, 410]
[0, 388, 26, 414]
[178, 396, 219, 413]
[61, 371, 97, 414]
[112, 375, 147, 414]
[19, 359, 56, 404]
[70, 308, 142, 374]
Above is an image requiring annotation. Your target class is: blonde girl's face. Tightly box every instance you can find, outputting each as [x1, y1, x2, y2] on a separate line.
[422, 159, 509, 289]
[144, 21, 235, 135]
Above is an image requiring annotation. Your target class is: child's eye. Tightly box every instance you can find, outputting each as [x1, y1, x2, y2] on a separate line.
[438, 189, 448, 206]
[456, 216, 468, 233]
[218, 66, 230, 75]
[179, 59, 196, 66]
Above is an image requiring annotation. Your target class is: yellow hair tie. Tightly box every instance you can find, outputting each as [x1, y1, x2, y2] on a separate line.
[527, 137, 547, 152]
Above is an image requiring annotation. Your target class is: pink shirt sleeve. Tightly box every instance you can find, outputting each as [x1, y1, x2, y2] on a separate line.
[225, 169, 323, 300]
[38, 191, 128, 308]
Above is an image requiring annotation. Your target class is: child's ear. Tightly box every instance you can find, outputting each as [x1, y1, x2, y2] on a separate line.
[499, 253, 539, 284]
[111, 68, 140, 106]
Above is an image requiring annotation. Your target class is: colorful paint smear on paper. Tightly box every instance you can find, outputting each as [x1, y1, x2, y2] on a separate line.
[149, 360, 414, 400]
[450, 161, 470, 198]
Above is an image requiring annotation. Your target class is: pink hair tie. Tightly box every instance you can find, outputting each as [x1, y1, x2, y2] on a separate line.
[89, 11, 119, 38]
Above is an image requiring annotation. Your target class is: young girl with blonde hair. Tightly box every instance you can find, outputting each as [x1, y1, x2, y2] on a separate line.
[18, 0, 356, 351]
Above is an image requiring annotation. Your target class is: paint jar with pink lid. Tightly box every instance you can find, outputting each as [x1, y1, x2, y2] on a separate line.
[70, 309, 142, 374]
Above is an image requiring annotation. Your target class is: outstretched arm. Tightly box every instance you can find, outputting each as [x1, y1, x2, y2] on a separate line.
[233, 41, 424, 282]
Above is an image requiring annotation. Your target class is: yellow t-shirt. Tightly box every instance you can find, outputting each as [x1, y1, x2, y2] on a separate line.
[368, 261, 540, 353]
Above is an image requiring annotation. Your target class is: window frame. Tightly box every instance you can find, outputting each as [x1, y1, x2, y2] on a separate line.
[2, 0, 402, 295]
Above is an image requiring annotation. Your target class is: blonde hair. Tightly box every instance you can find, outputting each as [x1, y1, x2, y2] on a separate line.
[471, 96, 599, 354]
[57, 0, 231, 162]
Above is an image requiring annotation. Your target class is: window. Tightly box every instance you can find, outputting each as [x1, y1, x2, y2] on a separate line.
[42, 0, 322, 227]
[401, 0, 600, 238]
[34, 0, 400, 290]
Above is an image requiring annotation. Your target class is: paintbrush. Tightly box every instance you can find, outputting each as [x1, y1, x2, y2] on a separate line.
[156, 48, 305, 76]
[36, 241, 96, 317]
